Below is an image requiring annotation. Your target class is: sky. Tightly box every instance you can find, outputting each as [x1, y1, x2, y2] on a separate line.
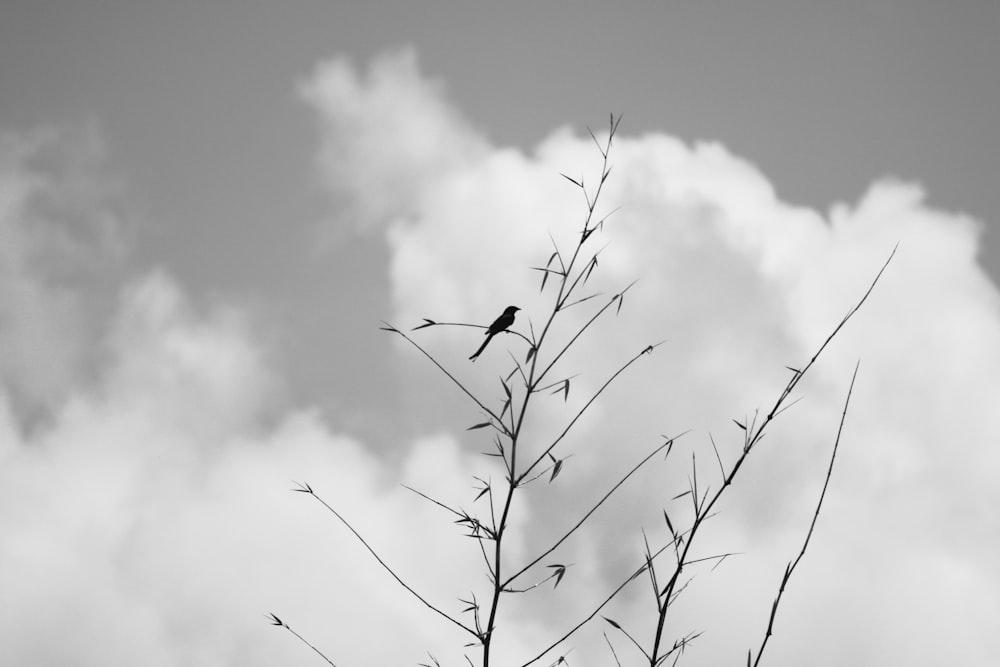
[1, 2, 998, 665]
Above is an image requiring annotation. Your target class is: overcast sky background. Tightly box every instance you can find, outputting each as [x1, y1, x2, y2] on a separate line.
[1, 2, 998, 666]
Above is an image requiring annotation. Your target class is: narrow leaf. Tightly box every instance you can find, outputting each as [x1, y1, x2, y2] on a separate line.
[550, 458, 564, 482]
[584, 256, 598, 284]
[561, 172, 583, 188]
[549, 564, 567, 588]
[663, 509, 676, 537]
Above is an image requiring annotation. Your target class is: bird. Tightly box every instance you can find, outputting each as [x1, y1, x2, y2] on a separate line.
[469, 306, 520, 361]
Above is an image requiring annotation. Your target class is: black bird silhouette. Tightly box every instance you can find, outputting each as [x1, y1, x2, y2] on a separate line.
[469, 306, 520, 361]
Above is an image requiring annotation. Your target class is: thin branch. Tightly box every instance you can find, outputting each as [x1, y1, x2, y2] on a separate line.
[604, 632, 623, 667]
[522, 342, 656, 482]
[267, 613, 338, 666]
[519, 561, 649, 667]
[751, 361, 859, 667]
[381, 323, 510, 438]
[505, 435, 680, 588]
[519, 502, 701, 666]
[294, 483, 477, 639]
[648, 248, 894, 664]
[402, 484, 466, 519]
[535, 282, 638, 387]
[603, 616, 651, 662]
[521, 115, 623, 395]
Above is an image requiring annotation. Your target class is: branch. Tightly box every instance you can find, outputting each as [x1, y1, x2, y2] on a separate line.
[267, 613, 338, 666]
[519, 560, 649, 667]
[293, 482, 477, 639]
[750, 361, 859, 667]
[535, 282, 638, 387]
[521, 341, 657, 482]
[505, 434, 682, 589]
[381, 323, 511, 438]
[649, 247, 894, 663]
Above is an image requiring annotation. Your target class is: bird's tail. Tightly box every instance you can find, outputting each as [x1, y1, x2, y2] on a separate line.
[469, 333, 493, 361]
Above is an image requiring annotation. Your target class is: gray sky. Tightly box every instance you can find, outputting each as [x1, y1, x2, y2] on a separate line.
[3, 0, 998, 418]
[1, 2, 998, 666]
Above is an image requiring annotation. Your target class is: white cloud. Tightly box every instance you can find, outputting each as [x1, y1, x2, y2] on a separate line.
[0, 128, 496, 666]
[0, 264, 501, 665]
[2, 46, 997, 667]
[299, 48, 489, 230]
[0, 126, 125, 416]
[302, 51, 1000, 665]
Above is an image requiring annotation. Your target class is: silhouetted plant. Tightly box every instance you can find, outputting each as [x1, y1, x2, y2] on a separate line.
[271, 115, 894, 666]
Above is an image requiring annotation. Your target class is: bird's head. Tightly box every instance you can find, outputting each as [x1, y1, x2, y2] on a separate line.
[504, 306, 521, 316]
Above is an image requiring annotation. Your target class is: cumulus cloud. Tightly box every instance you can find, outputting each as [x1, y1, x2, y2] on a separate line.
[299, 48, 489, 230]
[0, 126, 126, 418]
[302, 50, 1000, 665]
[0, 127, 494, 666]
[2, 46, 997, 667]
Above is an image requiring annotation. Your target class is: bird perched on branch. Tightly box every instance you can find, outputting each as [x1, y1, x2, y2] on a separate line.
[469, 306, 520, 361]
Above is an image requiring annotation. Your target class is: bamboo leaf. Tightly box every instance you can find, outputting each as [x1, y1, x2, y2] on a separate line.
[561, 172, 583, 188]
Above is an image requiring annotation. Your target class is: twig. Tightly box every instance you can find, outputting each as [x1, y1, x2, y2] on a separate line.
[381, 323, 511, 438]
[750, 361, 860, 667]
[648, 249, 893, 664]
[505, 434, 682, 588]
[522, 341, 658, 482]
[293, 482, 477, 639]
[267, 613, 338, 666]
